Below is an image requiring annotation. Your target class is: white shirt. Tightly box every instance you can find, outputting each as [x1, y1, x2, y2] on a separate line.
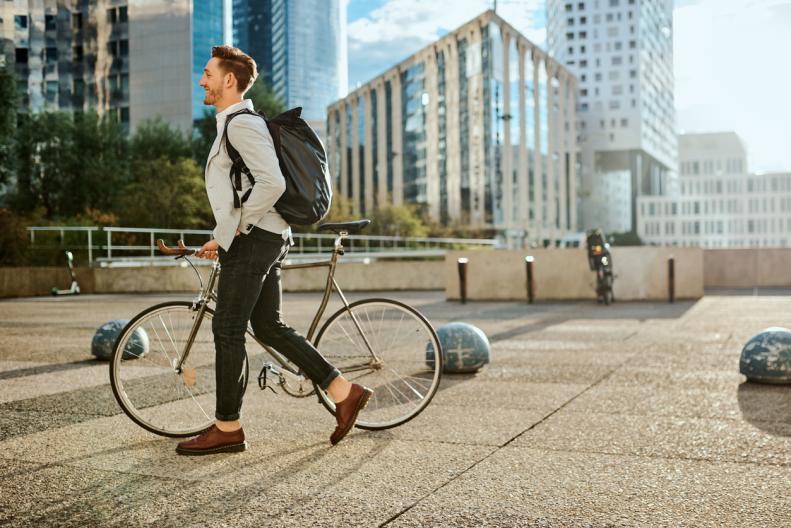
[205, 99, 291, 250]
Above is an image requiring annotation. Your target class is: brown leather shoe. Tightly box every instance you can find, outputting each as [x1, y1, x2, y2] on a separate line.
[330, 383, 373, 445]
[176, 425, 247, 456]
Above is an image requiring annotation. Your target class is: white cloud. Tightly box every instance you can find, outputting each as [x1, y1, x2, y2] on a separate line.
[347, 0, 546, 89]
[674, 0, 791, 172]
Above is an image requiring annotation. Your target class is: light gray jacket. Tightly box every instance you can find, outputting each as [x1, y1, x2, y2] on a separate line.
[205, 99, 290, 251]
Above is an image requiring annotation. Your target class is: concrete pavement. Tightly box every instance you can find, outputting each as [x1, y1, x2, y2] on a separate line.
[0, 291, 789, 526]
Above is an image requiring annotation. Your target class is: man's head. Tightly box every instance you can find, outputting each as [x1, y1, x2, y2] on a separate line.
[199, 45, 257, 109]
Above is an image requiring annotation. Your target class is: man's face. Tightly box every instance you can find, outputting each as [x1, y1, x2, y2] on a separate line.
[199, 58, 226, 107]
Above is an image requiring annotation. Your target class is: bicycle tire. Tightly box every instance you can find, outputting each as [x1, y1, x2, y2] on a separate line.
[109, 301, 248, 438]
[312, 298, 443, 431]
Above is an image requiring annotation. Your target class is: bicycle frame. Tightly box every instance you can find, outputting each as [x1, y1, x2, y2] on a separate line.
[173, 231, 378, 389]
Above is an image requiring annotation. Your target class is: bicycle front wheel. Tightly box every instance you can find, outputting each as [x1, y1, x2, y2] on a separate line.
[109, 301, 234, 438]
[313, 298, 443, 430]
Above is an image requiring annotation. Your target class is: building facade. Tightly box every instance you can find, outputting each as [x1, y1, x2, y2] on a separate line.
[326, 11, 578, 247]
[1, 0, 227, 132]
[547, 0, 677, 233]
[233, 0, 346, 129]
[638, 132, 791, 248]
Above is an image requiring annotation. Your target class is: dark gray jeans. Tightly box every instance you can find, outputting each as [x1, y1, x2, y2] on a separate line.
[212, 226, 341, 421]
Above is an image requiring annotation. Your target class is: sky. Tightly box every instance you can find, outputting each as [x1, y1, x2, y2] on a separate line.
[346, 0, 791, 174]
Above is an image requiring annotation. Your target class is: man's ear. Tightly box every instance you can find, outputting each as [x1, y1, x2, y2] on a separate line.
[224, 72, 236, 91]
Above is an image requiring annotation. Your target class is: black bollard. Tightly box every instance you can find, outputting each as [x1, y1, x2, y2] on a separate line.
[525, 256, 535, 304]
[668, 256, 675, 304]
[457, 257, 468, 304]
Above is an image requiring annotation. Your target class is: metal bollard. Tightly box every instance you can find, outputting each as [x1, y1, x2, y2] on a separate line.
[525, 256, 535, 304]
[457, 257, 469, 304]
[668, 256, 675, 304]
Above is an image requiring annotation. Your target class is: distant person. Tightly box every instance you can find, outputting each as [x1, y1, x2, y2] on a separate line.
[177, 45, 371, 455]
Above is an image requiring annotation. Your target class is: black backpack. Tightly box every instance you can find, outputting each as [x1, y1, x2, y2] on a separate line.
[222, 106, 332, 225]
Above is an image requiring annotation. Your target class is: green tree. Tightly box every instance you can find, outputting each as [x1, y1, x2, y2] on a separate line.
[65, 111, 128, 216]
[118, 157, 211, 228]
[245, 76, 287, 117]
[369, 204, 428, 237]
[131, 118, 192, 162]
[13, 112, 74, 218]
[609, 231, 643, 246]
[0, 67, 16, 191]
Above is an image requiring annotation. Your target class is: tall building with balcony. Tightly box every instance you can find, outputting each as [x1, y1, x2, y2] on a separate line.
[638, 132, 791, 248]
[1, 0, 227, 132]
[547, 0, 677, 233]
[233, 0, 346, 130]
[326, 10, 578, 247]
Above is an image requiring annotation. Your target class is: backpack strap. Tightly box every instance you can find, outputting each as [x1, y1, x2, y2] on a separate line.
[222, 108, 266, 209]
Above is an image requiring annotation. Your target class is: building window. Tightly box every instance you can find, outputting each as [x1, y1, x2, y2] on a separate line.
[568, 46, 574, 54]
[566, 32, 574, 40]
[119, 6, 128, 23]
[14, 15, 28, 30]
[567, 17, 574, 26]
[577, 2, 584, 9]
[46, 81, 58, 102]
[594, 72, 602, 81]
[579, 31, 587, 38]
[15, 48, 28, 64]
[629, 40, 636, 49]
[611, 56, 622, 65]
[614, 41, 622, 51]
[610, 0, 620, 6]
[46, 47, 57, 63]
[108, 41, 118, 57]
[107, 8, 117, 24]
[120, 39, 129, 56]
[73, 46, 83, 62]
[45, 15, 57, 31]
[608, 27, 619, 37]
[580, 16, 587, 24]
[579, 59, 587, 67]
[72, 13, 83, 30]
[606, 13, 614, 22]
[565, 3, 573, 11]
[609, 100, 620, 109]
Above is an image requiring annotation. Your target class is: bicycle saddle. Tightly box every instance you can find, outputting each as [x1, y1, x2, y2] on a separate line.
[317, 219, 371, 234]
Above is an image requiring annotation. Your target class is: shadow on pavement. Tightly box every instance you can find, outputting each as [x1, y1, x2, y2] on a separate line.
[0, 359, 99, 381]
[737, 382, 791, 437]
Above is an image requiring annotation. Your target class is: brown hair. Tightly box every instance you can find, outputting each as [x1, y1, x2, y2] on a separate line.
[211, 45, 257, 93]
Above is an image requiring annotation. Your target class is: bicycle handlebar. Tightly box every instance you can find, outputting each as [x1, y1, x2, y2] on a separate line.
[157, 239, 196, 256]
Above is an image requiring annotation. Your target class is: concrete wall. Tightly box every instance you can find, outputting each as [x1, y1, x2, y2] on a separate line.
[445, 247, 704, 301]
[0, 261, 445, 299]
[704, 248, 791, 288]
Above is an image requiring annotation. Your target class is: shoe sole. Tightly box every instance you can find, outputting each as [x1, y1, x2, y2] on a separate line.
[175, 441, 247, 456]
[331, 388, 373, 446]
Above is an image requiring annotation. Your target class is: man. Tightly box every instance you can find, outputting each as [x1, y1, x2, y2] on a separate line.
[176, 45, 372, 456]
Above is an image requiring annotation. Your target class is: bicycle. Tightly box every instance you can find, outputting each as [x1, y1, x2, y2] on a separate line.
[109, 219, 444, 438]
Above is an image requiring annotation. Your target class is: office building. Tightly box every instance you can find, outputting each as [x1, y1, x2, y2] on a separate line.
[547, 0, 677, 233]
[326, 10, 578, 247]
[233, 0, 346, 129]
[1, 0, 227, 132]
[638, 132, 791, 248]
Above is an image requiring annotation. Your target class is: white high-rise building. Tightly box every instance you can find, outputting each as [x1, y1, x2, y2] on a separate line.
[547, 0, 677, 233]
[638, 132, 791, 248]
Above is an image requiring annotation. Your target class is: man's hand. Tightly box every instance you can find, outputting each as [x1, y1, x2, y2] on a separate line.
[196, 239, 220, 260]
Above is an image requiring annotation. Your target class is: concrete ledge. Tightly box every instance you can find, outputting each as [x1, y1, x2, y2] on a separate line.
[0, 260, 445, 298]
[704, 248, 791, 288]
[445, 247, 704, 301]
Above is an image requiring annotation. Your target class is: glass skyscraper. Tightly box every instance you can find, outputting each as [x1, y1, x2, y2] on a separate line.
[326, 11, 578, 248]
[233, 0, 345, 126]
[192, 0, 226, 121]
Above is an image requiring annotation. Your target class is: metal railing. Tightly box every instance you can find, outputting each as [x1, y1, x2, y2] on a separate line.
[26, 226, 496, 267]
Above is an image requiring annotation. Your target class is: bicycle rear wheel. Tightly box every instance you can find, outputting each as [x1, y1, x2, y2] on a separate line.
[313, 298, 442, 430]
[109, 301, 246, 438]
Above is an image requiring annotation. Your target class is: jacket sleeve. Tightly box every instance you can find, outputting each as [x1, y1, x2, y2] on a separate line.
[226, 114, 287, 233]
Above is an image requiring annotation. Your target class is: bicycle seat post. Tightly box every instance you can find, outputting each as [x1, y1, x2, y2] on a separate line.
[334, 231, 348, 254]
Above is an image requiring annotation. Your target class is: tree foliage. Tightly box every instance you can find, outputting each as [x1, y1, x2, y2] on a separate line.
[0, 67, 16, 189]
[245, 76, 287, 117]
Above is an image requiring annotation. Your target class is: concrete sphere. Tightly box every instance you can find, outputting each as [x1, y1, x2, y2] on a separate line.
[426, 322, 491, 373]
[91, 320, 149, 361]
[740, 327, 791, 384]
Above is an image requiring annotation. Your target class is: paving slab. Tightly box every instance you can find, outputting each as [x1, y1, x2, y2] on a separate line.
[516, 410, 791, 466]
[388, 447, 791, 527]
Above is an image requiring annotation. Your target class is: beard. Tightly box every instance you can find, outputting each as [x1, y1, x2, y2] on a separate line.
[203, 87, 220, 105]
